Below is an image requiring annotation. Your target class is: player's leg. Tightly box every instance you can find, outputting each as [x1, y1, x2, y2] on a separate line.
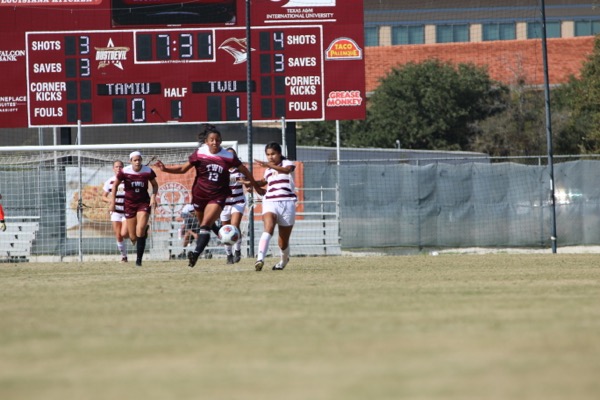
[273, 225, 293, 270]
[221, 206, 234, 264]
[112, 219, 128, 262]
[230, 206, 244, 263]
[189, 202, 222, 267]
[134, 211, 150, 266]
[222, 218, 234, 264]
[126, 216, 138, 245]
[273, 201, 295, 270]
[255, 207, 276, 271]
[111, 217, 124, 261]
[179, 217, 193, 259]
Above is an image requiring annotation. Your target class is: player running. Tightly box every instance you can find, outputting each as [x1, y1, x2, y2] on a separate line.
[102, 160, 129, 263]
[253, 141, 297, 271]
[110, 151, 158, 267]
[155, 124, 261, 268]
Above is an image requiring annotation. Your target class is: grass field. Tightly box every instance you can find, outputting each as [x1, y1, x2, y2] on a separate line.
[1, 254, 599, 400]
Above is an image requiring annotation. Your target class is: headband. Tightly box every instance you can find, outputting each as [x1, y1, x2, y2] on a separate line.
[129, 151, 142, 160]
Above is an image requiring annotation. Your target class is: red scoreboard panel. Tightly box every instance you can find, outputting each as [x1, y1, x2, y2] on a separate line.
[0, 0, 365, 128]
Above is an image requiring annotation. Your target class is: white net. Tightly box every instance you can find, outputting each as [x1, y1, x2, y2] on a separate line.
[0, 142, 235, 262]
[0, 141, 341, 263]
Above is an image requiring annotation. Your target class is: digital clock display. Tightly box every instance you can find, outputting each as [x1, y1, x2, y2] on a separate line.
[0, 0, 366, 128]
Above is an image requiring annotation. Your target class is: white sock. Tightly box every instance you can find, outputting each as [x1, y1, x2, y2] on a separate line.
[225, 245, 232, 256]
[234, 240, 242, 252]
[257, 232, 272, 261]
[117, 241, 127, 257]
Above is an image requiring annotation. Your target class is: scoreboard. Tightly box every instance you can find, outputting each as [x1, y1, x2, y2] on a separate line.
[0, 0, 365, 128]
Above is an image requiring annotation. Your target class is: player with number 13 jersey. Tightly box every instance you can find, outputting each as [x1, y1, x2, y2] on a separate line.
[189, 144, 241, 206]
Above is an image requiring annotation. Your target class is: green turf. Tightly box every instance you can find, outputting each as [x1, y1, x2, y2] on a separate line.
[1, 254, 599, 400]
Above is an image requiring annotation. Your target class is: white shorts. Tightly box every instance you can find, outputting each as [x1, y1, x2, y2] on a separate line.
[261, 200, 296, 227]
[220, 203, 245, 222]
[110, 211, 127, 223]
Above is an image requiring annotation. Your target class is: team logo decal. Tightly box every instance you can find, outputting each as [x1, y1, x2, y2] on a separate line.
[156, 182, 190, 217]
[219, 37, 254, 65]
[325, 37, 362, 60]
[95, 39, 130, 70]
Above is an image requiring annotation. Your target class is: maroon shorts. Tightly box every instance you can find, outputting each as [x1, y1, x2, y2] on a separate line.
[124, 202, 152, 219]
[192, 196, 227, 212]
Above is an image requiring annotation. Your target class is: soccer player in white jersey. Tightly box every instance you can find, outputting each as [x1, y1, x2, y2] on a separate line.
[220, 147, 249, 264]
[253, 141, 297, 271]
[102, 160, 129, 263]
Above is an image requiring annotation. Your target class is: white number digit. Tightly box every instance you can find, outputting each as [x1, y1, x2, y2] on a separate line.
[180, 33, 193, 59]
[80, 36, 90, 55]
[132, 98, 146, 122]
[273, 31, 284, 50]
[274, 53, 285, 73]
[157, 34, 170, 59]
[80, 58, 90, 77]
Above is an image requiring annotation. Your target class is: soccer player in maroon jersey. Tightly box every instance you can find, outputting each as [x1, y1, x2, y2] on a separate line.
[155, 124, 261, 268]
[110, 151, 158, 267]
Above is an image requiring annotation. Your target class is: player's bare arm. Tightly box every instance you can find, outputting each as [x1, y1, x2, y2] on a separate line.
[155, 160, 193, 174]
[254, 159, 295, 174]
[149, 178, 159, 207]
[237, 164, 263, 193]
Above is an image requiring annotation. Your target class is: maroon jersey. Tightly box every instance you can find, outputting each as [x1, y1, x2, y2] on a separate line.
[117, 165, 157, 210]
[189, 146, 241, 201]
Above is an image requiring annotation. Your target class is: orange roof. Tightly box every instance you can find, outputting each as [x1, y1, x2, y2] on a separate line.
[365, 36, 595, 92]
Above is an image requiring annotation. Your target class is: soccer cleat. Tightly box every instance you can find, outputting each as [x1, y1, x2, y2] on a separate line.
[177, 251, 187, 260]
[120, 256, 128, 263]
[226, 254, 234, 264]
[272, 261, 286, 270]
[135, 259, 142, 267]
[254, 260, 264, 271]
[234, 250, 241, 263]
[188, 251, 200, 268]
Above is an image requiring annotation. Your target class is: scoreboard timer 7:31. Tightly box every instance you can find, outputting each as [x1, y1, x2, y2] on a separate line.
[0, 0, 365, 128]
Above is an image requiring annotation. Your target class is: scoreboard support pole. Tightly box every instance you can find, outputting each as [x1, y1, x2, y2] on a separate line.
[245, 0, 255, 258]
[285, 122, 297, 161]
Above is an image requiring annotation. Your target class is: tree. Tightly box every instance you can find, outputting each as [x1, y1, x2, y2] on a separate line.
[470, 83, 552, 156]
[298, 59, 507, 150]
[553, 37, 600, 154]
[366, 59, 507, 150]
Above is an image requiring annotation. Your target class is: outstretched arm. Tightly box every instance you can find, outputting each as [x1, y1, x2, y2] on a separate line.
[155, 160, 193, 174]
[254, 159, 295, 174]
[237, 164, 265, 195]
